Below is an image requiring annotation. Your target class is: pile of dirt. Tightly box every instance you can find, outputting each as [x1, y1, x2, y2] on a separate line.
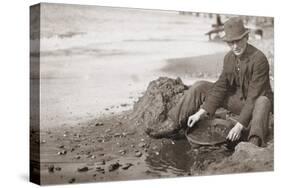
[129, 77, 188, 132]
[200, 141, 274, 175]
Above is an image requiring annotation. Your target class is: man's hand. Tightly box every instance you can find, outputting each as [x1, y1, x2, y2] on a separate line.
[187, 109, 206, 128]
[226, 122, 244, 141]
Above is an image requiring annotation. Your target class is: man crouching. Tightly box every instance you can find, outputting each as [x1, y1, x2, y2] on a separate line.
[146, 17, 273, 147]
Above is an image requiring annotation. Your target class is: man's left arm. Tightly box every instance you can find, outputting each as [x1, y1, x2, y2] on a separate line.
[227, 54, 270, 141]
[238, 54, 270, 127]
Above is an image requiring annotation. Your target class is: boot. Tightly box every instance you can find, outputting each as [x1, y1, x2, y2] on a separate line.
[248, 135, 261, 147]
[145, 118, 180, 139]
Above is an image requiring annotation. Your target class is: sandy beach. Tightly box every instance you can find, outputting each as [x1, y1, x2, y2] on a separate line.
[30, 3, 274, 185]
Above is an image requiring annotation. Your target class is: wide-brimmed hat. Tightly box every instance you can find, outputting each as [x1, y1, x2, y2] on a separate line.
[223, 17, 250, 42]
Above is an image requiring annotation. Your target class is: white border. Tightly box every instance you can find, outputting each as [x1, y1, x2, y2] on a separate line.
[0, 0, 280, 188]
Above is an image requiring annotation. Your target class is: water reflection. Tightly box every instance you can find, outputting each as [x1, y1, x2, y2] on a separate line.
[145, 139, 194, 175]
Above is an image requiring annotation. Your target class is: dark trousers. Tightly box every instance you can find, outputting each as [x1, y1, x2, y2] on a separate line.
[168, 81, 272, 145]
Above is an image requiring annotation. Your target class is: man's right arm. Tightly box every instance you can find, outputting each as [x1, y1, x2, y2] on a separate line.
[187, 108, 207, 127]
[201, 54, 230, 116]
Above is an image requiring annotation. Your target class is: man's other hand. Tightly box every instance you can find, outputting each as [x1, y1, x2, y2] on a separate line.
[226, 122, 244, 141]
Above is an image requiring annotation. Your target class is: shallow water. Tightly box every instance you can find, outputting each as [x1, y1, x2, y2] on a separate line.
[145, 138, 233, 177]
[145, 139, 194, 175]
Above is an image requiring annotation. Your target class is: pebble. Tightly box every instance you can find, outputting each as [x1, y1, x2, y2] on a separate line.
[96, 167, 105, 173]
[122, 132, 127, 137]
[108, 162, 120, 172]
[138, 142, 146, 148]
[118, 149, 126, 155]
[135, 151, 142, 157]
[155, 152, 160, 156]
[68, 178, 76, 183]
[122, 163, 133, 170]
[96, 168, 105, 174]
[114, 133, 121, 137]
[95, 160, 106, 166]
[57, 150, 67, 155]
[48, 165, 55, 173]
[58, 145, 65, 149]
[95, 122, 104, 126]
[55, 167, 62, 171]
[77, 166, 89, 172]
[75, 156, 81, 160]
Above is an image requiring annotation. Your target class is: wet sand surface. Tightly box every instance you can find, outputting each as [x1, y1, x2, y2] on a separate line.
[38, 113, 198, 185]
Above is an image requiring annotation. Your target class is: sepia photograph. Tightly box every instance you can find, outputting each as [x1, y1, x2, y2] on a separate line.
[30, 3, 274, 185]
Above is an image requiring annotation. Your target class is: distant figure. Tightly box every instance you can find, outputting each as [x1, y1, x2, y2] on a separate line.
[254, 29, 263, 40]
[206, 15, 224, 40]
[147, 17, 273, 147]
[212, 15, 223, 28]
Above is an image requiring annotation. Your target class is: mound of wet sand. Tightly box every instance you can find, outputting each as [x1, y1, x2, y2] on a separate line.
[192, 142, 273, 175]
[129, 77, 188, 132]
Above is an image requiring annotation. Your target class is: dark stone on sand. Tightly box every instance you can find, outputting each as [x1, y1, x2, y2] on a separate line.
[118, 149, 126, 155]
[120, 103, 129, 107]
[95, 160, 106, 166]
[48, 165, 55, 173]
[95, 122, 104, 126]
[57, 150, 67, 155]
[138, 142, 146, 148]
[55, 167, 62, 171]
[96, 166, 105, 172]
[68, 178, 76, 183]
[114, 133, 121, 137]
[135, 151, 142, 157]
[122, 163, 133, 170]
[108, 162, 120, 172]
[77, 166, 89, 172]
[129, 77, 187, 135]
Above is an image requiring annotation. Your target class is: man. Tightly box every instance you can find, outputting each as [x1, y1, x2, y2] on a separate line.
[147, 17, 273, 147]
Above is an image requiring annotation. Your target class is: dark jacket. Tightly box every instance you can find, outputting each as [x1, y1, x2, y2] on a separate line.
[202, 44, 273, 127]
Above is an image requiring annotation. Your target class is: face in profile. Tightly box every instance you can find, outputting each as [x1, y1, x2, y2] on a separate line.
[227, 36, 248, 56]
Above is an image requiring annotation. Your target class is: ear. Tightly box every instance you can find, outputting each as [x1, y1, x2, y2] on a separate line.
[245, 34, 249, 41]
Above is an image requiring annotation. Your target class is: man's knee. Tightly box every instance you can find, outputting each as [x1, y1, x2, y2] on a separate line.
[188, 81, 213, 94]
[255, 96, 271, 109]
